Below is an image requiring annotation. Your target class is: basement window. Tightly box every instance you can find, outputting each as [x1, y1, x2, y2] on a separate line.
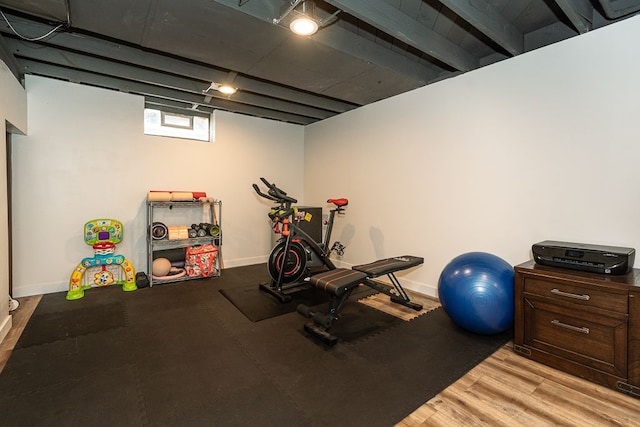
[144, 108, 211, 142]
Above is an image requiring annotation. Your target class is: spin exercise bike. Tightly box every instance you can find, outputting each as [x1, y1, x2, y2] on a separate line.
[253, 178, 424, 345]
[253, 177, 346, 302]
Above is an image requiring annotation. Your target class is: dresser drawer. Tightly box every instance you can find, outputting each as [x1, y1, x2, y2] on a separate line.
[523, 296, 628, 378]
[514, 261, 640, 397]
[524, 277, 628, 313]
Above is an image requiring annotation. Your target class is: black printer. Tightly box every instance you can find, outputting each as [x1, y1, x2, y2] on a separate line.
[532, 240, 635, 275]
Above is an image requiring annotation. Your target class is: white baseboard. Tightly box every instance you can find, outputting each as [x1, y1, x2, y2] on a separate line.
[403, 281, 438, 298]
[221, 255, 268, 269]
[12, 281, 68, 298]
[11, 256, 438, 299]
[12, 256, 270, 298]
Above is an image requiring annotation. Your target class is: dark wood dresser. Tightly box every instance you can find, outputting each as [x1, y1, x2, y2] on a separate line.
[514, 260, 640, 398]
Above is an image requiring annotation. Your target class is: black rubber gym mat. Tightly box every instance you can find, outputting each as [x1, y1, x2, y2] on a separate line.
[312, 299, 404, 343]
[0, 264, 511, 426]
[15, 299, 126, 348]
[219, 263, 379, 323]
[219, 283, 331, 322]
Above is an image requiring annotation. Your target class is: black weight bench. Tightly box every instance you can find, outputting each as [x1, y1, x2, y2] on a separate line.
[297, 255, 424, 345]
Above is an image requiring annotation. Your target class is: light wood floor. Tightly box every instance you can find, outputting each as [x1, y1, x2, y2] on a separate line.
[364, 291, 640, 426]
[2, 293, 638, 426]
[0, 295, 41, 372]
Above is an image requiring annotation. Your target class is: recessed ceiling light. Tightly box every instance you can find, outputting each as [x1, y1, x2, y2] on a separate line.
[217, 85, 237, 95]
[289, 16, 318, 36]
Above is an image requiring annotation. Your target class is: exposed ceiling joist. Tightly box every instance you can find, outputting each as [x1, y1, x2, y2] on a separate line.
[323, 0, 479, 71]
[19, 59, 317, 124]
[211, 0, 441, 86]
[0, 13, 355, 115]
[597, 0, 640, 18]
[144, 96, 214, 116]
[1, 0, 638, 126]
[311, 26, 439, 85]
[0, 0, 68, 22]
[438, 0, 524, 56]
[5, 37, 335, 120]
[0, 27, 19, 77]
[553, 0, 594, 33]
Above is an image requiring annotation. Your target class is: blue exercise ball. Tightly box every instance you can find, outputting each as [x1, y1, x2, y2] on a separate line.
[438, 252, 514, 335]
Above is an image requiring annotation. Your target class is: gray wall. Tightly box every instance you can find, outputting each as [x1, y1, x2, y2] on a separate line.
[11, 76, 304, 297]
[303, 15, 640, 296]
[5, 15, 640, 300]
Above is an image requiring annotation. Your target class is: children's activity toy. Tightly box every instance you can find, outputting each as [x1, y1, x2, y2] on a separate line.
[67, 218, 137, 300]
[253, 177, 423, 346]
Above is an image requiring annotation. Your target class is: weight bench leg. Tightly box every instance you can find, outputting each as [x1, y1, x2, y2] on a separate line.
[364, 273, 423, 311]
[297, 288, 356, 346]
[297, 289, 353, 328]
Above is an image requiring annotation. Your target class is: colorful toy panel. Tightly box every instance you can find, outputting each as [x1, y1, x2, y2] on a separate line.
[67, 218, 137, 300]
[84, 218, 124, 245]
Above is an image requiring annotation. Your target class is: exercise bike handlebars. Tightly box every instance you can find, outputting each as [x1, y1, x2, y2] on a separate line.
[252, 183, 279, 202]
[253, 178, 298, 204]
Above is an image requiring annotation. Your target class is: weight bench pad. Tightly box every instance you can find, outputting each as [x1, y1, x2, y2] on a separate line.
[353, 256, 424, 278]
[309, 269, 368, 297]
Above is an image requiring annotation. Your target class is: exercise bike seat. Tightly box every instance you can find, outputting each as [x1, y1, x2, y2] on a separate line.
[327, 198, 349, 207]
[309, 269, 367, 297]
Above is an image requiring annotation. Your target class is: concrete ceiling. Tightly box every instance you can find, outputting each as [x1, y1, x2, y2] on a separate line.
[0, 0, 638, 125]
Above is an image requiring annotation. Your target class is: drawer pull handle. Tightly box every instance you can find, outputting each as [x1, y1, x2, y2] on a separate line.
[551, 319, 590, 334]
[550, 288, 590, 301]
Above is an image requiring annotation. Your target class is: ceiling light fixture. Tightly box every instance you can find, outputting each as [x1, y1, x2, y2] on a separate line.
[289, 16, 318, 36]
[217, 84, 237, 95]
[203, 82, 237, 96]
[289, 2, 318, 36]
[274, 0, 334, 37]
